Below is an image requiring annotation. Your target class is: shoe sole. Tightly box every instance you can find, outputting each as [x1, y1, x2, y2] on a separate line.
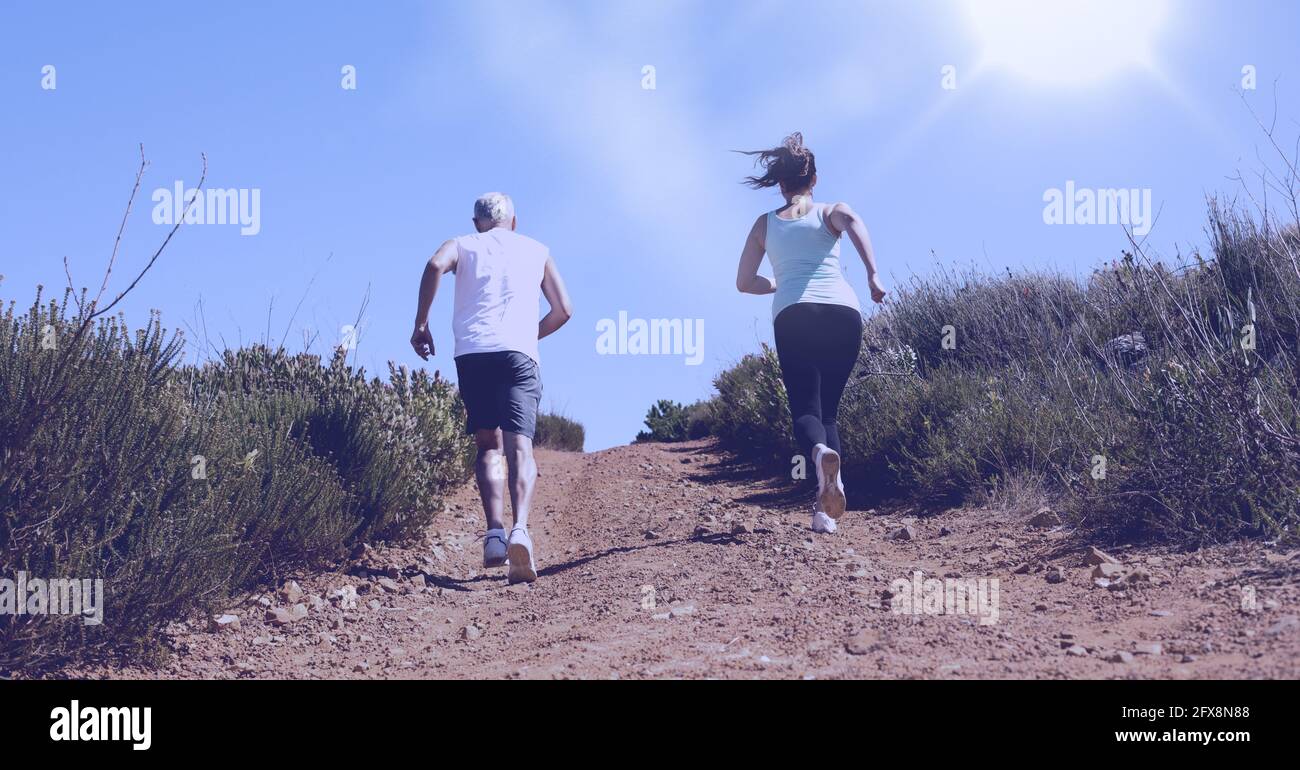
[818, 450, 846, 520]
[483, 537, 508, 568]
[507, 541, 537, 584]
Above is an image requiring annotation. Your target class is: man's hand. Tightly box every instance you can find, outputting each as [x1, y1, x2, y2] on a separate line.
[411, 324, 435, 360]
[868, 274, 888, 304]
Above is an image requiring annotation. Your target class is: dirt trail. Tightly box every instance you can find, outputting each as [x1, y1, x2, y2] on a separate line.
[81, 441, 1299, 679]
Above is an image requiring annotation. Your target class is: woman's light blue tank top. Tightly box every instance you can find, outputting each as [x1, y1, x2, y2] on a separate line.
[766, 203, 861, 320]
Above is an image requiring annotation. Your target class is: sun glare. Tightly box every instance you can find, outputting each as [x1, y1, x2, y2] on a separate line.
[962, 0, 1170, 87]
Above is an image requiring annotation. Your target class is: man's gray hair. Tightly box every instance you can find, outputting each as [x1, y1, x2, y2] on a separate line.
[473, 192, 514, 226]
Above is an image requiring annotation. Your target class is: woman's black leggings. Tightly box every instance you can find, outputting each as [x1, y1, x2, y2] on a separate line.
[773, 302, 863, 465]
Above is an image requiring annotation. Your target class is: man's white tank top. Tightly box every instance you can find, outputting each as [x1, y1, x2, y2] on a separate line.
[451, 229, 549, 364]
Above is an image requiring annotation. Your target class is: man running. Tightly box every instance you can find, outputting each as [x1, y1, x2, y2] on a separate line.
[411, 192, 573, 583]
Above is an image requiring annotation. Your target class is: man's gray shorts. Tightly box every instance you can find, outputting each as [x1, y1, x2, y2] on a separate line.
[454, 351, 542, 439]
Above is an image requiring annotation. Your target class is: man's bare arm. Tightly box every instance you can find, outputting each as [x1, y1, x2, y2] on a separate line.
[539, 255, 573, 340]
[411, 239, 458, 360]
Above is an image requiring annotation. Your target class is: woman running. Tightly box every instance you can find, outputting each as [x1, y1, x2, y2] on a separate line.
[734, 132, 887, 534]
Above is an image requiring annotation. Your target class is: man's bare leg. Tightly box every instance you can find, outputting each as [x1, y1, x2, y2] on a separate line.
[474, 428, 511, 569]
[503, 430, 539, 583]
[503, 431, 538, 530]
[474, 428, 506, 529]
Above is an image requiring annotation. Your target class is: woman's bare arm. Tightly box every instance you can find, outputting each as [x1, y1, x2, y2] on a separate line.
[828, 202, 886, 303]
[736, 214, 776, 295]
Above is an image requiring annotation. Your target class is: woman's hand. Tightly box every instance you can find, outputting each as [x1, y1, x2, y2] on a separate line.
[868, 273, 887, 304]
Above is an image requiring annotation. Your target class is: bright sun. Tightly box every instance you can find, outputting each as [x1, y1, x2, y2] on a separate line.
[962, 0, 1169, 87]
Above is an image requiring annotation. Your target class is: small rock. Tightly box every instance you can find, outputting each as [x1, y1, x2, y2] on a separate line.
[1065, 644, 1088, 657]
[1093, 578, 1111, 589]
[670, 605, 696, 618]
[328, 585, 358, 610]
[266, 604, 308, 626]
[1106, 650, 1134, 664]
[1028, 507, 1061, 528]
[377, 577, 402, 593]
[731, 521, 755, 535]
[889, 525, 916, 541]
[1149, 610, 1173, 617]
[643, 529, 661, 540]
[693, 525, 710, 537]
[279, 580, 304, 603]
[1126, 568, 1152, 583]
[1265, 616, 1299, 636]
[1046, 567, 1066, 584]
[210, 614, 241, 633]
[384, 564, 402, 580]
[1085, 546, 1120, 566]
[845, 629, 880, 655]
[1092, 562, 1126, 579]
[461, 624, 482, 641]
[1134, 642, 1163, 656]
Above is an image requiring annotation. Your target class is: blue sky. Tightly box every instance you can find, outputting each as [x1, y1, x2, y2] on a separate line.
[2, 0, 1298, 450]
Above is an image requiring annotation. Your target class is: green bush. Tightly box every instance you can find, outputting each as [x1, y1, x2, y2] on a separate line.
[706, 345, 794, 466]
[0, 293, 473, 672]
[634, 399, 714, 442]
[685, 400, 714, 439]
[534, 412, 585, 451]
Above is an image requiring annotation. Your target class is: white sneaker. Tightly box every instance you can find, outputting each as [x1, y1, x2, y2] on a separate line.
[814, 445, 846, 520]
[811, 510, 838, 534]
[507, 526, 537, 584]
[482, 528, 508, 568]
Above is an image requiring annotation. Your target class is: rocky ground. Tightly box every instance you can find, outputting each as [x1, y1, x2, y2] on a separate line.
[70, 441, 1300, 679]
